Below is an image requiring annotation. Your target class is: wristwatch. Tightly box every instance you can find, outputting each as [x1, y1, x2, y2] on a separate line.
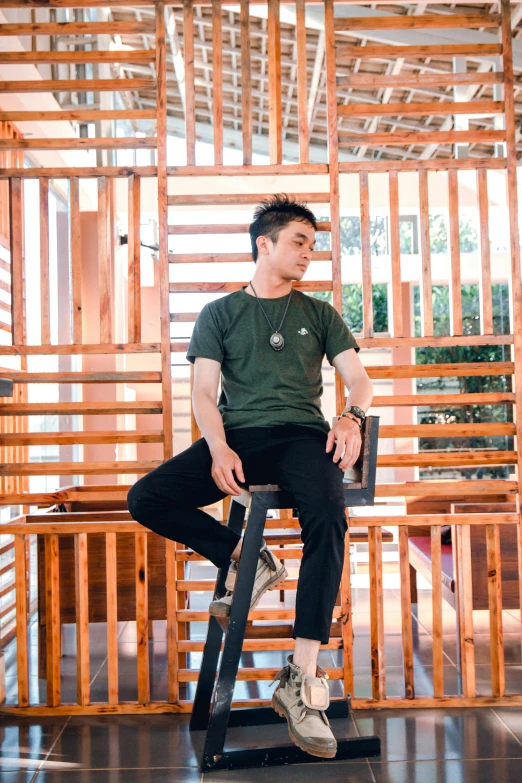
[340, 405, 366, 427]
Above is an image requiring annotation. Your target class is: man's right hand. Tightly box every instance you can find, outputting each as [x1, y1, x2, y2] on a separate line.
[210, 442, 245, 496]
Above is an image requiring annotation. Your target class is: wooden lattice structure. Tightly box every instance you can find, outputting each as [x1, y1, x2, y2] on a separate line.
[0, 0, 521, 714]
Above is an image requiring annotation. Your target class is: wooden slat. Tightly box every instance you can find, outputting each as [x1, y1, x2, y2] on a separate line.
[167, 193, 329, 206]
[418, 170, 434, 338]
[399, 526, 414, 699]
[168, 251, 330, 263]
[339, 158, 507, 174]
[359, 171, 373, 338]
[136, 532, 150, 704]
[0, 139, 156, 152]
[372, 392, 514, 407]
[14, 534, 28, 707]
[98, 178, 111, 343]
[9, 178, 23, 345]
[454, 524, 476, 697]
[105, 533, 118, 705]
[477, 168, 493, 334]
[337, 72, 504, 89]
[267, 0, 282, 164]
[0, 401, 162, 415]
[430, 526, 444, 698]
[388, 171, 402, 337]
[339, 130, 506, 147]
[157, 0, 174, 463]
[486, 524, 505, 697]
[166, 539, 179, 703]
[212, 0, 223, 165]
[0, 79, 154, 93]
[0, 371, 162, 383]
[0, 110, 156, 122]
[128, 175, 141, 344]
[69, 177, 82, 344]
[0, 432, 163, 446]
[338, 101, 504, 118]
[240, 0, 253, 164]
[379, 423, 515, 437]
[340, 518, 354, 697]
[296, 0, 309, 164]
[447, 169, 462, 336]
[0, 166, 157, 180]
[183, 0, 196, 166]
[0, 52, 156, 65]
[336, 44, 503, 60]
[334, 14, 501, 31]
[0, 461, 161, 476]
[368, 526, 386, 700]
[45, 534, 60, 707]
[39, 178, 50, 345]
[367, 360, 514, 379]
[75, 533, 90, 706]
[0, 21, 156, 36]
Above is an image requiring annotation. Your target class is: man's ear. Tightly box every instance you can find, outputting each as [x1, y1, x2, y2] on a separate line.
[256, 235, 270, 257]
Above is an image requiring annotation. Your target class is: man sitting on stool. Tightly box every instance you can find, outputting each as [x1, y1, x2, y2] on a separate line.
[127, 194, 373, 759]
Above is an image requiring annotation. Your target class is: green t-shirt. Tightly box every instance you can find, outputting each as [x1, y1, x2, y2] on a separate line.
[186, 286, 360, 435]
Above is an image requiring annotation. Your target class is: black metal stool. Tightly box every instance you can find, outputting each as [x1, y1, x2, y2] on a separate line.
[190, 416, 381, 772]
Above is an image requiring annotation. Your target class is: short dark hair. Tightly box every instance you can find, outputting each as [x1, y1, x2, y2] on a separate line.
[249, 193, 318, 262]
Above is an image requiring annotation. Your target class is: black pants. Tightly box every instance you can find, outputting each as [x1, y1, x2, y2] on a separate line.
[127, 424, 347, 644]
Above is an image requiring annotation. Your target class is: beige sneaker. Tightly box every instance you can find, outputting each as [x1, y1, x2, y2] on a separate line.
[271, 655, 337, 759]
[208, 541, 287, 618]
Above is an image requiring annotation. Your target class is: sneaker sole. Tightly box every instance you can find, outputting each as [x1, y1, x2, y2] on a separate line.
[209, 567, 288, 619]
[271, 692, 337, 759]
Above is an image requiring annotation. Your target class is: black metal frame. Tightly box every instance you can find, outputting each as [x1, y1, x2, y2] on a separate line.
[189, 417, 381, 773]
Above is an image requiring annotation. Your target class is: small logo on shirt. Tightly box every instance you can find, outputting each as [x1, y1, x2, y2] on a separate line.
[298, 328, 308, 335]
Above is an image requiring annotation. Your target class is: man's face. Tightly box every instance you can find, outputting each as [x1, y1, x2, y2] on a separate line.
[257, 220, 315, 280]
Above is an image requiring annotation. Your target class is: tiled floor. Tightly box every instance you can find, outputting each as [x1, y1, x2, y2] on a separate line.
[3, 570, 522, 781]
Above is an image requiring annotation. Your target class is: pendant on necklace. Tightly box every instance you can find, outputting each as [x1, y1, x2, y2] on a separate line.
[270, 332, 284, 351]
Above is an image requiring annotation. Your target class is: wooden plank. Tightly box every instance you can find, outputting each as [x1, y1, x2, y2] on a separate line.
[74, 533, 90, 706]
[338, 101, 504, 118]
[430, 526, 444, 698]
[167, 192, 329, 206]
[0, 401, 162, 415]
[486, 524, 505, 697]
[0, 110, 156, 122]
[454, 525, 476, 697]
[166, 539, 179, 703]
[105, 533, 118, 705]
[183, 0, 195, 166]
[334, 14, 501, 31]
[169, 251, 331, 263]
[388, 171, 402, 338]
[359, 171, 373, 338]
[295, 0, 309, 164]
[9, 178, 23, 345]
[399, 526, 414, 699]
[240, 0, 253, 164]
[39, 178, 50, 345]
[212, 0, 223, 165]
[14, 534, 28, 707]
[0, 79, 153, 93]
[1, 371, 161, 383]
[340, 519, 354, 696]
[0, 166, 157, 180]
[167, 163, 329, 176]
[0, 51, 156, 64]
[0, 21, 156, 36]
[128, 175, 141, 344]
[0, 138, 156, 151]
[0, 343, 160, 356]
[418, 170, 434, 338]
[170, 280, 332, 293]
[45, 534, 60, 707]
[367, 360, 514, 379]
[157, 0, 174, 463]
[0, 462, 160, 476]
[339, 130, 505, 146]
[69, 178, 82, 344]
[337, 72, 504, 89]
[447, 170, 462, 336]
[98, 177, 111, 344]
[336, 44, 503, 60]
[368, 526, 386, 700]
[0, 432, 163, 446]
[477, 169, 493, 334]
[267, 0, 282, 164]
[135, 532, 150, 704]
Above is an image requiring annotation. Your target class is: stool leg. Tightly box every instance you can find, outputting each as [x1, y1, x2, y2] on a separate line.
[189, 499, 247, 731]
[202, 494, 267, 763]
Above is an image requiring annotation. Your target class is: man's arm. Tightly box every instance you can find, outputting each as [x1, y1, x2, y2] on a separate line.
[332, 347, 373, 414]
[192, 357, 245, 495]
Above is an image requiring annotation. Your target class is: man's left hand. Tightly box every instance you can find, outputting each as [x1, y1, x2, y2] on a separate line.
[325, 416, 362, 470]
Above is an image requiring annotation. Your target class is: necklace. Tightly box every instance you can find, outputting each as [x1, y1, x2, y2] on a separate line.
[247, 282, 294, 351]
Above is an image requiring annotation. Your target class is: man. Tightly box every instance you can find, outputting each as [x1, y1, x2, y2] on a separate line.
[127, 194, 373, 759]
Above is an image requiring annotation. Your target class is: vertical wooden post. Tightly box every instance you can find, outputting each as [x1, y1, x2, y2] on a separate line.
[98, 176, 111, 343]
[70, 177, 83, 344]
[486, 524, 505, 697]
[136, 531, 150, 704]
[340, 516, 354, 697]
[295, 0, 309, 164]
[447, 169, 462, 336]
[183, 0, 196, 166]
[39, 178, 50, 345]
[9, 177, 23, 346]
[399, 526, 415, 699]
[359, 171, 373, 338]
[45, 534, 61, 707]
[166, 539, 179, 703]
[418, 170, 434, 338]
[477, 168, 493, 335]
[431, 526, 444, 698]
[240, 0, 253, 165]
[388, 171, 403, 338]
[212, 2, 224, 166]
[106, 532, 119, 705]
[15, 534, 28, 707]
[368, 526, 386, 700]
[128, 174, 141, 344]
[75, 532, 90, 706]
[454, 524, 476, 697]
[267, 0, 282, 164]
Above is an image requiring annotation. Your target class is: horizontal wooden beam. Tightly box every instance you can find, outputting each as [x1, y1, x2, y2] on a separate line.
[0, 79, 154, 93]
[0, 166, 157, 179]
[1, 371, 162, 383]
[0, 51, 156, 64]
[375, 479, 518, 497]
[167, 192, 330, 206]
[357, 513, 519, 526]
[338, 158, 507, 172]
[170, 313, 199, 322]
[0, 402, 162, 415]
[336, 43, 503, 60]
[0, 343, 160, 355]
[0, 462, 161, 476]
[168, 251, 331, 263]
[0, 110, 156, 122]
[336, 72, 504, 89]
[371, 392, 514, 406]
[379, 423, 516, 437]
[167, 163, 329, 176]
[334, 14, 501, 30]
[338, 100, 504, 118]
[168, 221, 331, 234]
[367, 361, 514, 379]
[340, 130, 506, 146]
[0, 431, 163, 446]
[0, 21, 155, 35]
[0, 138, 156, 151]
[378, 451, 516, 467]
[169, 281, 333, 293]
